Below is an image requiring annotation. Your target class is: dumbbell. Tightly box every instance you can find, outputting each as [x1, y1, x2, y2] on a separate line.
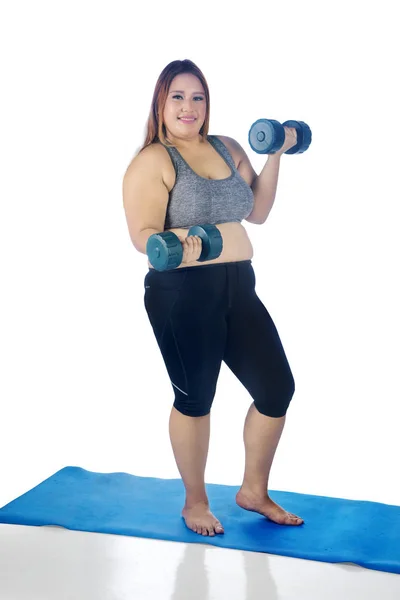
[146, 224, 223, 271]
[248, 119, 312, 155]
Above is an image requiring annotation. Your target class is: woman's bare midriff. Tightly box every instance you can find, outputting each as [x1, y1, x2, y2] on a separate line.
[147, 221, 253, 270]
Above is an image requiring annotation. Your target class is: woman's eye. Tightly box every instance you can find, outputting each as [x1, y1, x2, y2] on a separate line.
[172, 95, 204, 101]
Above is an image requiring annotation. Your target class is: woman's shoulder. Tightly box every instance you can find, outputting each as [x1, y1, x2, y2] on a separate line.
[133, 142, 172, 168]
[141, 142, 175, 190]
[141, 141, 170, 158]
[124, 142, 172, 184]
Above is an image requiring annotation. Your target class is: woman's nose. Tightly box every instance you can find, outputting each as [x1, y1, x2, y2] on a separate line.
[181, 98, 194, 110]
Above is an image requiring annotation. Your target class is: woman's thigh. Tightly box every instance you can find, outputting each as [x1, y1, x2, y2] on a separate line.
[144, 266, 229, 416]
[223, 266, 295, 418]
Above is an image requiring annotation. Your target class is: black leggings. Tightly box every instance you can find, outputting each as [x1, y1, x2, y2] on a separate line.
[144, 260, 295, 418]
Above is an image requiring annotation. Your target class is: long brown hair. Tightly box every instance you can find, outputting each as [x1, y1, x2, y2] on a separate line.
[137, 59, 210, 154]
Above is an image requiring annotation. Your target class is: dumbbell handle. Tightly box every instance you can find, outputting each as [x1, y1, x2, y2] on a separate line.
[188, 225, 223, 262]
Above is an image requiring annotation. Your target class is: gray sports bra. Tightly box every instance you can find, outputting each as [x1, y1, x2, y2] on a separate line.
[162, 135, 254, 229]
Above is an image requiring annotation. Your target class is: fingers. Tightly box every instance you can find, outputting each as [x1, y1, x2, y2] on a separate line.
[182, 235, 202, 263]
[185, 235, 202, 247]
[284, 126, 297, 139]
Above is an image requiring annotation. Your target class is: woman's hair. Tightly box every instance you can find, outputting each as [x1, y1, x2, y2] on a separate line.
[137, 59, 210, 154]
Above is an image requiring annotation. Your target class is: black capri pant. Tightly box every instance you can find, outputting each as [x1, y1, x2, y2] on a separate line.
[144, 260, 295, 418]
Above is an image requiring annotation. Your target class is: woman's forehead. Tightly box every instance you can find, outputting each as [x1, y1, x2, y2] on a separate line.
[169, 73, 204, 92]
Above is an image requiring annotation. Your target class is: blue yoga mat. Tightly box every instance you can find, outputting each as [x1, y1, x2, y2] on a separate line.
[0, 467, 399, 574]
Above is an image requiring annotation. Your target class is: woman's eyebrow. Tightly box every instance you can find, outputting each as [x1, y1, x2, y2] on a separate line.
[169, 90, 205, 94]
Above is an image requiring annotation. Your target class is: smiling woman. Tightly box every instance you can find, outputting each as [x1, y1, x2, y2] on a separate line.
[172, 90, 205, 118]
[164, 82, 207, 137]
[124, 62, 260, 264]
[122, 59, 301, 539]
[138, 60, 211, 150]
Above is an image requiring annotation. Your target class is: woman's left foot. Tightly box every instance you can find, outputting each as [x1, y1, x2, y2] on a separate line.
[236, 487, 304, 525]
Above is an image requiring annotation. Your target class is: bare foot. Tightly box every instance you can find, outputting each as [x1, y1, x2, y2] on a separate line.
[236, 488, 304, 526]
[182, 501, 224, 536]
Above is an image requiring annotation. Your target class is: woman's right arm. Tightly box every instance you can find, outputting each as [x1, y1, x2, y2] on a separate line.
[122, 146, 169, 255]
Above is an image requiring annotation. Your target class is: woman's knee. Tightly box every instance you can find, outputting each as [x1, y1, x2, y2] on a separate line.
[173, 390, 214, 418]
[254, 372, 295, 418]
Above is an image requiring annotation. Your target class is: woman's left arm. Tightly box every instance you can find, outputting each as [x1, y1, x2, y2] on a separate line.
[220, 128, 297, 225]
[247, 154, 281, 224]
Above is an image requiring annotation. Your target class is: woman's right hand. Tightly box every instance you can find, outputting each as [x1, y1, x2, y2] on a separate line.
[178, 235, 203, 264]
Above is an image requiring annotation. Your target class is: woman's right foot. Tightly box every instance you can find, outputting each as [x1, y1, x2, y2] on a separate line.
[182, 501, 224, 536]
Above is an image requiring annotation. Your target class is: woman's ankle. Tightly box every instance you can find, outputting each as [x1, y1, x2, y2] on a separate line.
[184, 490, 209, 509]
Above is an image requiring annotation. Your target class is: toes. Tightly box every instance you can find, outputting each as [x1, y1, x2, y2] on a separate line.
[208, 528, 215, 537]
[193, 524, 223, 536]
[211, 522, 224, 535]
[290, 513, 303, 521]
[190, 524, 210, 535]
[185, 518, 224, 536]
[288, 513, 303, 524]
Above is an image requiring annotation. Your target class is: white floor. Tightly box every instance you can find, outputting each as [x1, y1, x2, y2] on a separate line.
[0, 522, 399, 599]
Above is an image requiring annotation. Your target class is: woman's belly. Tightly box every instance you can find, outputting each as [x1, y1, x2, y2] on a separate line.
[147, 222, 253, 270]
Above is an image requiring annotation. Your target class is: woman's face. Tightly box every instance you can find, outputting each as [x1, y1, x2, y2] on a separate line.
[163, 73, 207, 143]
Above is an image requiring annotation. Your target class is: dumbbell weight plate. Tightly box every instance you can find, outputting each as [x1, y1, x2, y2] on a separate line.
[146, 231, 183, 271]
[188, 224, 223, 262]
[248, 119, 286, 154]
[282, 120, 312, 154]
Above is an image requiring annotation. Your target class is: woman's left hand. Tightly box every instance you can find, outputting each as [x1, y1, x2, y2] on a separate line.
[276, 126, 297, 156]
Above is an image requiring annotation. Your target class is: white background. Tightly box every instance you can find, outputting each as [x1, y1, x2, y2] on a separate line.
[1, 0, 399, 509]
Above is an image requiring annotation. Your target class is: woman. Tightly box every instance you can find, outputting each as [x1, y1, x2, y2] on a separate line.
[123, 59, 303, 537]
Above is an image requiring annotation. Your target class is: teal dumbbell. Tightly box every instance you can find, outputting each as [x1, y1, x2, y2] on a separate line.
[146, 224, 223, 271]
[248, 119, 312, 154]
